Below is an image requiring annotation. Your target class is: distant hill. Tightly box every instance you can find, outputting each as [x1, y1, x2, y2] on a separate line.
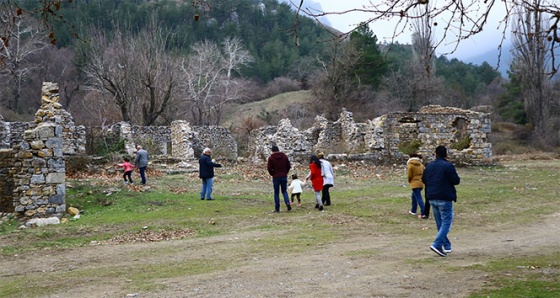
[222, 90, 314, 128]
[462, 43, 513, 77]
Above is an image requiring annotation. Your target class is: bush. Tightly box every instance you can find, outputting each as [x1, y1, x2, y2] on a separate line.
[451, 136, 471, 150]
[398, 140, 421, 155]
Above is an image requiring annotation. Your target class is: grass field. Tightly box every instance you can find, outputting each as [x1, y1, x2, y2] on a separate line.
[0, 157, 559, 297]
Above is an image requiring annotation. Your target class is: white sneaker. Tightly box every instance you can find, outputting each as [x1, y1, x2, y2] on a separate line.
[443, 248, 452, 253]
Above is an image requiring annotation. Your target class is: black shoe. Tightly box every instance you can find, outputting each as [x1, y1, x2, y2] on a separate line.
[325, 203, 331, 206]
[287, 205, 292, 211]
[206, 198, 214, 200]
[319, 205, 324, 211]
[201, 198, 205, 200]
[430, 245, 447, 257]
[315, 204, 319, 209]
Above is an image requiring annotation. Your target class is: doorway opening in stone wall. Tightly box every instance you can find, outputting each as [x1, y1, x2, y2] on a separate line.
[451, 117, 471, 150]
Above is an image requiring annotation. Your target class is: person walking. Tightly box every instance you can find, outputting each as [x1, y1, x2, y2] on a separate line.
[134, 145, 149, 185]
[317, 152, 334, 206]
[423, 145, 460, 257]
[288, 174, 305, 206]
[407, 153, 425, 218]
[117, 157, 135, 185]
[267, 145, 292, 212]
[199, 148, 222, 200]
[307, 155, 324, 211]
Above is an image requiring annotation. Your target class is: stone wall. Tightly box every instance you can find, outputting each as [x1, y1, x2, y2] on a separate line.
[0, 82, 69, 219]
[94, 121, 238, 161]
[0, 121, 33, 150]
[0, 149, 15, 213]
[249, 106, 492, 165]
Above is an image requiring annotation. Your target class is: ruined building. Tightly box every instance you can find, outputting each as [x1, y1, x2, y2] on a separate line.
[0, 82, 491, 220]
[249, 107, 491, 165]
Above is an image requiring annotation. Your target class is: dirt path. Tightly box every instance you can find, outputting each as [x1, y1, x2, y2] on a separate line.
[2, 210, 558, 298]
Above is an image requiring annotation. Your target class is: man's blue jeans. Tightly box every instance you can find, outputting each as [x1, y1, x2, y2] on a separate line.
[429, 199, 454, 251]
[273, 176, 290, 212]
[139, 166, 147, 185]
[200, 177, 214, 200]
[411, 188, 425, 214]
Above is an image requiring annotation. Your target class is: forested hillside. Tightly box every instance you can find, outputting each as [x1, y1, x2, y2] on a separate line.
[1, 0, 558, 149]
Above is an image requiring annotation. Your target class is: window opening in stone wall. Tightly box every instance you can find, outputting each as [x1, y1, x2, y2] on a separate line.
[397, 119, 422, 155]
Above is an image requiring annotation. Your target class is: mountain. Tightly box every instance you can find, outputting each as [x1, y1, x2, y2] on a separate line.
[462, 44, 513, 77]
[277, 0, 332, 28]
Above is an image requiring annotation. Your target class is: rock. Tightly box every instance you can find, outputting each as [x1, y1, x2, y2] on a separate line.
[67, 206, 80, 215]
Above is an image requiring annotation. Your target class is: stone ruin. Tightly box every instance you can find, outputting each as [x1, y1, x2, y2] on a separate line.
[249, 106, 492, 165]
[0, 82, 85, 221]
[0, 82, 492, 220]
[90, 120, 238, 161]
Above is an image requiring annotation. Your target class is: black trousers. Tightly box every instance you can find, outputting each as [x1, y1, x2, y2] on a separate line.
[123, 171, 133, 183]
[322, 184, 333, 205]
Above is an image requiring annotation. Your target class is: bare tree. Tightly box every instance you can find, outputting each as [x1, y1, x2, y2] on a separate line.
[406, 3, 444, 110]
[180, 37, 253, 126]
[0, 15, 48, 112]
[293, 0, 560, 75]
[310, 42, 362, 119]
[81, 28, 135, 123]
[82, 22, 183, 126]
[1, 1, 75, 67]
[510, 1, 554, 139]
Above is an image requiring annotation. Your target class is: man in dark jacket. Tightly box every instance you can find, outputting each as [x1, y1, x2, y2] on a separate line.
[267, 145, 291, 212]
[422, 145, 460, 257]
[199, 148, 222, 200]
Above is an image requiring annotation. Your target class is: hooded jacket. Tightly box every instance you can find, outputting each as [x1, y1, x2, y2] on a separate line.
[407, 157, 424, 189]
[267, 151, 291, 178]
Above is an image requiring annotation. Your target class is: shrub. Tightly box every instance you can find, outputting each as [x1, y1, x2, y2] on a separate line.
[451, 136, 471, 150]
[398, 140, 421, 155]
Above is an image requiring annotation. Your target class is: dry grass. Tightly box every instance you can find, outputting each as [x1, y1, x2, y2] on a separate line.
[221, 90, 314, 127]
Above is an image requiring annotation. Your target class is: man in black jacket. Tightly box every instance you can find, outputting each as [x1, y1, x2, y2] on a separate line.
[423, 145, 461, 257]
[199, 148, 222, 200]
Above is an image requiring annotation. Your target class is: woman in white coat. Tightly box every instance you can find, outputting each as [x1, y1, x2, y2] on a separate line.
[317, 152, 335, 206]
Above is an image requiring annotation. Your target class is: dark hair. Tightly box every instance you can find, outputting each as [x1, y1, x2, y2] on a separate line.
[124, 158, 130, 162]
[310, 155, 321, 169]
[291, 174, 298, 179]
[409, 153, 423, 159]
[435, 145, 447, 158]
[271, 145, 279, 152]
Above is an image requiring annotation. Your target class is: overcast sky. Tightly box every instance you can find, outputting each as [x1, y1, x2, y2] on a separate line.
[283, 0, 511, 61]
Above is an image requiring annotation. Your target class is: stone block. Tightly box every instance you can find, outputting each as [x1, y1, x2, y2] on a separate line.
[45, 138, 63, 149]
[38, 149, 53, 157]
[18, 151, 33, 159]
[37, 124, 56, 139]
[48, 194, 64, 205]
[46, 173, 65, 184]
[30, 174, 45, 184]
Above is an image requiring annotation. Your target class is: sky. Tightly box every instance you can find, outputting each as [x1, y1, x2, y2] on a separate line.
[285, 0, 511, 61]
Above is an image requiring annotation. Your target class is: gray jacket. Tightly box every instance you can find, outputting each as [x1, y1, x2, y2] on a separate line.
[134, 149, 149, 168]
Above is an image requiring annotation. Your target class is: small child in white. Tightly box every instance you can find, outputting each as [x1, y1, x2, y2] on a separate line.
[288, 174, 305, 206]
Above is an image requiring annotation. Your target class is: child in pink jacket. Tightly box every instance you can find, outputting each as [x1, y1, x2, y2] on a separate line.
[117, 157, 135, 185]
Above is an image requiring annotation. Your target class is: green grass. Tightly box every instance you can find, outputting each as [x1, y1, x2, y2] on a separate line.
[467, 252, 560, 297]
[0, 159, 559, 297]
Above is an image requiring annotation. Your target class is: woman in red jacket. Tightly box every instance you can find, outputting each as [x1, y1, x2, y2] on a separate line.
[306, 155, 324, 211]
